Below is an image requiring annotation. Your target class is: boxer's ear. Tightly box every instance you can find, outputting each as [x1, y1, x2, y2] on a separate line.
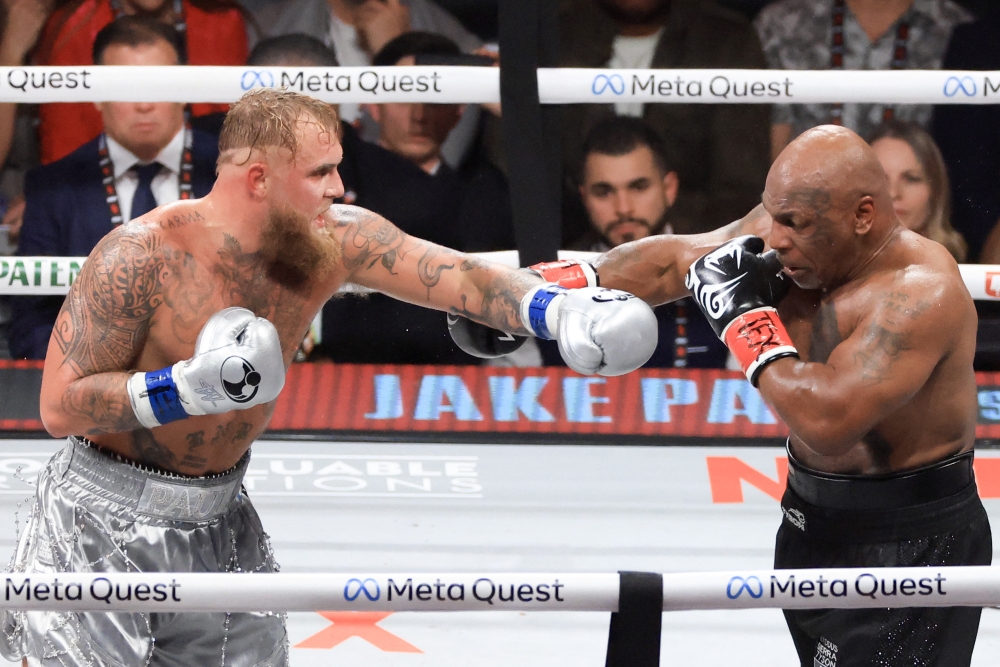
[854, 195, 876, 235]
[246, 162, 269, 200]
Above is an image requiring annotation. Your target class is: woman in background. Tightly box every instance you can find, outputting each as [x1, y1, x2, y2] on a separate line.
[869, 120, 967, 262]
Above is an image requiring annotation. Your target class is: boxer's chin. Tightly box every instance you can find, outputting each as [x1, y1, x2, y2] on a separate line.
[261, 205, 339, 291]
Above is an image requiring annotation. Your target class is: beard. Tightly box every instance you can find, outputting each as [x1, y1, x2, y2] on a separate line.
[596, 0, 671, 26]
[259, 204, 339, 292]
[600, 209, 670, 246]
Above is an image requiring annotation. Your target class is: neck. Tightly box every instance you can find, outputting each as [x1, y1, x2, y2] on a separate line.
[200, 180, 267, 253]
[842, 218, 902, 287]
[845, 0, 913, 42]
[327, 0, 355, 25]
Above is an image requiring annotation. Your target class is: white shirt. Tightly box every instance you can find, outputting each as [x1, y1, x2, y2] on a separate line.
[327, 11, 370, 124]
[606, 29, 663, 117]
[105, 127, 185, 222]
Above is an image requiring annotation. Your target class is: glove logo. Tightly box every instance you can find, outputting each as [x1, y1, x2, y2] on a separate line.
[590, 289, 633, 303]
[220, 357, 262, 403]
[702, 244, 744, 275]
[687, 272, 746, 320]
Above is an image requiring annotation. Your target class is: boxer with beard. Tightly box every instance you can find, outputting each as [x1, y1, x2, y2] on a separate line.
[3, 89, 658, 667]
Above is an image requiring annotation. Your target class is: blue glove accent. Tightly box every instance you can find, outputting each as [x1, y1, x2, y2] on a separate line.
[528, 285, 567, 340]
[144, 367, 188, 426]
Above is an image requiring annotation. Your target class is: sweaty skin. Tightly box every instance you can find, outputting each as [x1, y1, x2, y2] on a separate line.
[39, 121, 541, 475]
[595, 126, 977, 475]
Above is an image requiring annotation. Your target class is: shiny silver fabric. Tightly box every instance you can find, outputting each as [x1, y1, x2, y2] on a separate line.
[1, 437, 288, 667]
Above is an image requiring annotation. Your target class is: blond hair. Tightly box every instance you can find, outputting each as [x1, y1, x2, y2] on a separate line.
[218, 88, 340, 165]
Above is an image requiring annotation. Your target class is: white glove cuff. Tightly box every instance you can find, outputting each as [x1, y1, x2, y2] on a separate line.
[126, 361, 199, 430]
[520, 283, 567, 340]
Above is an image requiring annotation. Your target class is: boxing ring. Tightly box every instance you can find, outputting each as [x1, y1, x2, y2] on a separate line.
[4, 57, 1000, 664]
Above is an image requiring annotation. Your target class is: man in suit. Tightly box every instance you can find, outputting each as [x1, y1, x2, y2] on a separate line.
[7, 16, 220, 359]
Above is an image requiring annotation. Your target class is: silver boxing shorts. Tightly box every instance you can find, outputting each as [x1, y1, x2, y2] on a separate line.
[1, 436, 288, 667]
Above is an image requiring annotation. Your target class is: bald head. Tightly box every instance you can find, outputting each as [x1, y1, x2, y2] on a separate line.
[768, 125, 890, 212]
[763, 126, 899, 290]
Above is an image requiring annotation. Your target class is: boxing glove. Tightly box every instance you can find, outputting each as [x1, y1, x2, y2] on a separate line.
[447, 313, 528, 359]
[520, 284, 657, 376]
[685, 236, 797, 386]
[528, 259, 600, 288]
[127, 307, 286, 429]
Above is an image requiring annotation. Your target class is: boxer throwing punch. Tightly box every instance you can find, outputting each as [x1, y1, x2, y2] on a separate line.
[550, 125, 990, 666]
[3, 89, 656, 667]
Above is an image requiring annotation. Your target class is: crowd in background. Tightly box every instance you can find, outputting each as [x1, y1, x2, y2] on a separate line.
[0, 0, 997, 369]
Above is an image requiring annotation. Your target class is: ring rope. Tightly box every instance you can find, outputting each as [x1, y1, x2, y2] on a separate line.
[2, 254, 999, 301]
[0, 67, 995, 105]
[0, 567, 995, 612]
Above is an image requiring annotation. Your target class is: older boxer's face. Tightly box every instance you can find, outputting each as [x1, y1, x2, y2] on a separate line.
[96, 40, 184, 162]
[580, 146, 678, 247]
[763, 183, 855, 291]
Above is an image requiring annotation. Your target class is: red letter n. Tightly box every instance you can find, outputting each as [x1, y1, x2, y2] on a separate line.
[706, 456, 788, 503]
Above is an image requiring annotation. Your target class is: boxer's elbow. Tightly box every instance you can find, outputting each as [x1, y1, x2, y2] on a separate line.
[40, 400, 73, 438]
[777, 389, 861, 456]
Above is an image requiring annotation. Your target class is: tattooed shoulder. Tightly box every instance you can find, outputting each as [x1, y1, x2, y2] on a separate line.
[53, 225, 172, 375]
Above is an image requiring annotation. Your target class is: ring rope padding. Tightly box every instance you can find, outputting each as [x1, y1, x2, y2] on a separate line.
[0, 566, 996, 612]
[0, 67, 996, 105]
[2, 254, 999, 301]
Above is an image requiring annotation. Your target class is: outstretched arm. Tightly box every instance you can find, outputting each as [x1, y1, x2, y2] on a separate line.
[334, 206, 541, 334]
[595, 205, 773, 305]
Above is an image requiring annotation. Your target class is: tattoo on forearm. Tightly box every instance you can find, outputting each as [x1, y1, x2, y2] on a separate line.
[416, 247, 455, 297]
[60, 373, 142, 436]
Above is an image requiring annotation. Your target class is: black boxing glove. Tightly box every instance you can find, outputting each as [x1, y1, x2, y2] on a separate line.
[447, 314, 528, 359]
[685, 236, 798, 386]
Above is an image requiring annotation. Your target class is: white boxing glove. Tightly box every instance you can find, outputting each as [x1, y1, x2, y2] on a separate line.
[520, 284, 658, 376]
[127, 307, 286, 429]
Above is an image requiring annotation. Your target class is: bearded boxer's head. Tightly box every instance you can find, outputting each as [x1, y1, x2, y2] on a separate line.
[218, 89, 344, 287]
[763, 125, 896, 291]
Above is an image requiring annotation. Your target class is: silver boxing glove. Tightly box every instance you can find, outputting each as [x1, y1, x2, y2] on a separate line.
[520, 284, 658, 376]
[127, 307, 286, 429]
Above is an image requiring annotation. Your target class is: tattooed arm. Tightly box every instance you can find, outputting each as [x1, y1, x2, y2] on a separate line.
[39, 226, 163, 437]
[333, 206, 541, 334]
[756, 274, 964, 456]
[594, 205, 773, 305]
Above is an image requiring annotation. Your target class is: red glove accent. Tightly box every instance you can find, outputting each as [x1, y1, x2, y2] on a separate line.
[722, 307, 799, 386]
[528, 260, 599, 289]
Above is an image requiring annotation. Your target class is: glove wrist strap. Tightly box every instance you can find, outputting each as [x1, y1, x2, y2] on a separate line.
[520, 283, 568, 340]
[126, 362, 193, 429]
[529, 260, 599, 289]
[722, 307, 799, 387]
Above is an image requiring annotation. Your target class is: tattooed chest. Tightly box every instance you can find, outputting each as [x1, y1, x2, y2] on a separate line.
[146, 238, 317, 361]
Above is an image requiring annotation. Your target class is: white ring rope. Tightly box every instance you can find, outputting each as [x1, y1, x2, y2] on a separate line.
[3, 254, 1000, 301]
[0, 66, 996, 105]
[0, 567, 995, 612]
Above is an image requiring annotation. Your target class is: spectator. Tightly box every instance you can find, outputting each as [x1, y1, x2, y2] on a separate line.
[7, 16, 220, 359]
[544, 116, 728, 369]
[0, 0, 51, 254]
[33, 0, 248, 164]
[756, 0, 972, 161]
[250, 0, 481, 149]
[932, 6, 1000, 261]
[559, 0, 771, 237]
[869, 120, 966, 262]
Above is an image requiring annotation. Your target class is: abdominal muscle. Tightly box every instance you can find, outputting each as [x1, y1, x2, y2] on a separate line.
[90, 403, 274, 476]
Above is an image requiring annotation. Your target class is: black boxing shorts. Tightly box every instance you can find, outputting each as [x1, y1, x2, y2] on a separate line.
[775, 448, 992, 667]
